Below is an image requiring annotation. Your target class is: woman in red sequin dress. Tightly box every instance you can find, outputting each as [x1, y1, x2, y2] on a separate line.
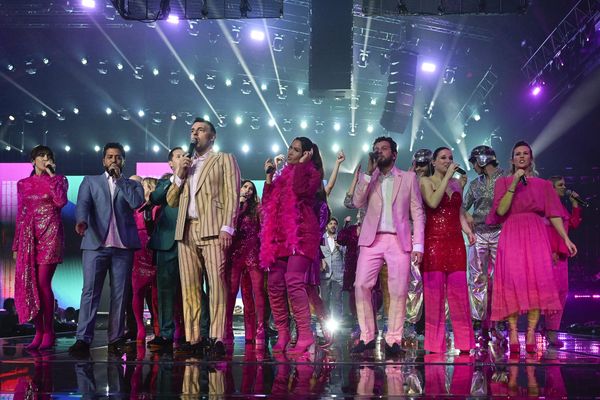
[12, 145, 68, 350]
[419, 147, 475, 353]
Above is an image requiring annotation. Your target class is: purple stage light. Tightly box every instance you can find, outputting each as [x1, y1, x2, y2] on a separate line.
[250, 30, 265, 41]
[421, 62, 437, 73]
[81, 0, 96, 8]
[531, 85, 542, 96]
[167, 15, 180, 24]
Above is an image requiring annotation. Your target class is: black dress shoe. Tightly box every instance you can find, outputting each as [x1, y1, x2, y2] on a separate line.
[108, 338, 135, 354]
[385, 342, 404, 357]
[210, 340, 226, 358]
[69, 340, 90, 355]
[174, 341, 203, 356]
[148, 337, 173, 349]
[350, 339, 376, 354]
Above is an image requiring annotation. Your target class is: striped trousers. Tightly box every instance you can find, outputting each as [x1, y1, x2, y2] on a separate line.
[178, 220, 228, 343]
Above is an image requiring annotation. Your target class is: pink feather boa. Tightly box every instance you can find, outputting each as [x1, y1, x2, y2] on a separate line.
[259, 162, 319, 269]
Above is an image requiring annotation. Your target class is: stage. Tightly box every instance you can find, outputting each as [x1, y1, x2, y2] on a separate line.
[1, 327, 599, 398]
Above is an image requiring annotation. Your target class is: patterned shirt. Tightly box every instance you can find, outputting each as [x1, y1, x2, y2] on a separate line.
[463, 168, 504, 233]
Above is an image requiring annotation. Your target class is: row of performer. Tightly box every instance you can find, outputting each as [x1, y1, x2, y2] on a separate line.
[11, 116, 582, 358]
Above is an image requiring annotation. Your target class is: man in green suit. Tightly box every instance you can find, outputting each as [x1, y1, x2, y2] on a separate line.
[147, 147, 210, 351]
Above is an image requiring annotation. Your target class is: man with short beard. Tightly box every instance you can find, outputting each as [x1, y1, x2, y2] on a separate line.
[350, 137, 425, 357]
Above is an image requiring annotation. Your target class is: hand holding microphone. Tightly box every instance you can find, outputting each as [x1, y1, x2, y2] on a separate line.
[108, 164, 121, 179]
[566, 189, 589, 207]
[265, 158, 276, 176]
[45, 162, 56, 176]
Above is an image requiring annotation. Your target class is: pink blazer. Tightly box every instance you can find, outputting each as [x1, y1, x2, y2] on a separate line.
[352, 166, 425, 252]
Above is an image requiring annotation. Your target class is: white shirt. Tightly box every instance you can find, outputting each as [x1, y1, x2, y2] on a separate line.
[376, 171, 396, 233]
[174, 152, 234, 235]
[103, 172, 126, 249]
[327, 234, 336, 252]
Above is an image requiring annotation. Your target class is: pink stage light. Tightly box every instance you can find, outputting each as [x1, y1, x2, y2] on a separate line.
[81, 0, 96, 8]
[531, 85, 542, 96]
[167, 15, 180, 24]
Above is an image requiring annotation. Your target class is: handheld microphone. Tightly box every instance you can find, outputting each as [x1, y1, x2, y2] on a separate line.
[455, 166, 467, 175]
[46, 165, 55, 174]
[265, 165, 276, 174]
[187, 141, 197, 158]
[566, 190, 589, 207]
[108, 168, 117, 178]
[369, 152, 378, 161]
[520, 175, 527, 186]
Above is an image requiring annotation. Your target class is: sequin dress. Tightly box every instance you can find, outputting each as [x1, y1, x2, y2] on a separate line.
[12, 174, 68, 323]
[422, 191, 466, 273]
[229, 202, 261, 270]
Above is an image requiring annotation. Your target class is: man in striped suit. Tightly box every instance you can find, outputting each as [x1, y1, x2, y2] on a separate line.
[167, 117, 240, 357]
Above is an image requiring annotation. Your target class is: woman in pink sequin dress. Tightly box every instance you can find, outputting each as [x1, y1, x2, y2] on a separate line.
[12, 145, 68, 350]
[487, 141, 577, 354]
[419, 147, 475, 353]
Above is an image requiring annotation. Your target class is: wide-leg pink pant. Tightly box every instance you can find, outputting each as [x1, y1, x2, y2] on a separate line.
[423, 270, 474, 352]
[355, 233, 410, 345]
[546, 259, 568, 330]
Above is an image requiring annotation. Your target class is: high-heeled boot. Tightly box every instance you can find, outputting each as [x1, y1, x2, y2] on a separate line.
[268, 273, 290, 353]
[26, 313, 44, 350]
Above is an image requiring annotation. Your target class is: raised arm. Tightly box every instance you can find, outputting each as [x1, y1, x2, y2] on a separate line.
[496, 170, 524, 217]
[116, 177, 145, 210]
[419, 164, 457, 209]
[324, 150, 345, 196]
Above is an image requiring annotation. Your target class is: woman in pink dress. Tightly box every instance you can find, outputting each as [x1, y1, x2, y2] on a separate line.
[419, 147, 475, 353]
[12, 145, 68, 350]
[131, 176, 159, 343]
[260, 137, 323, 355]
[487, 141, 577, 354]
[545, 176, 582, 348]
[224, 179, 266, 346]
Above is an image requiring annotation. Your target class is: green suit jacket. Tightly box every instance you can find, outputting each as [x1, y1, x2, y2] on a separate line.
[148, 177, 179, 253]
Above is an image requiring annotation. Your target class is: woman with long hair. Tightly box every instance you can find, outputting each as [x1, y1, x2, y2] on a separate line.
[260, 137, 323, 355]
[12, 145, 68, 350]
[225, 179, 266, 346]
[419, 147, 475, 353]
[487, 141, 577, 354]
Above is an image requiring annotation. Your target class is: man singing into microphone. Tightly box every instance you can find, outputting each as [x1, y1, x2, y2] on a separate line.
[69, 142, 144, 356]
[167, 117, 240, 357]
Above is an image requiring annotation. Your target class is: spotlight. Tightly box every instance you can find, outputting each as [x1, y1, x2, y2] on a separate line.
[203, 114, 211, 121]
[367, 124, 374, 133]
[241, 144, 250, 153]
[138, 110, 145, 117]
[461, 131, 467, 138]
[105, 107, 112, 115]
[324, 317, 340, 333]
[297, 88, 304, 96]
[333, 122, 341, 131]
[473, 113, 481, 121]
[81, 57, 88, 65]
[171, 113, 177, 121]
[235, 116, 243, 125]
[81, 0, 95, 9]
[153, 68, 159, 76]
[152, 145, 160, 153]
[213, 144, 220, 152]
[271, 143, 280, 153]
[41, 110, 47, 117]
[123, 145, 131, 152]
[260, 83, 267, 91]
[250, 30, 265, 41]
[300, 120, 308, 129]
[456, 138, 461, 144]
[7, 63, 15, 71]
[225, 79, 232, 87]
[65, 145, 71, 152]
[332, 143, 340, 153]
[73, 107, 79, 114]
[181, 144, 188, 152]
[9, 115, 15, 121]
[188, 73, 195, 81]
[370, 98, 377, 106]
[94, 145, 100, 152]
[42, 58, 50, 65]
[167, 15, 179, 24]
[116, 62, 123, 70]
[362, 143, 370, 152]
[5, 145, 11, 151]
[531, 84, 542, 96]
[421, 62, 437, 73]
[268, 118, 275, 127]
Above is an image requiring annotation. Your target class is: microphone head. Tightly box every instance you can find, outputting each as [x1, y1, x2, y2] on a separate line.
[108, 169, 116, 177]
[265, 165, 276, 174]
[46, 165, 55, 174]
[455, 166, 467, 175]
[565, 189, 573, 196]
[187, 141, 197, 158]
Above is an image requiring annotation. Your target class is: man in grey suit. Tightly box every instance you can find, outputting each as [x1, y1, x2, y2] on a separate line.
[69, 142, 144, 356]
[320, 217, 346, 320]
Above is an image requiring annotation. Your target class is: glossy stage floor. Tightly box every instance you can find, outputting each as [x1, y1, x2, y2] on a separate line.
[1, 327, 599, 398]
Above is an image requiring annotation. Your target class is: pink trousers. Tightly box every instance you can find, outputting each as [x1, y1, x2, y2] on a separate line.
[355, 233, 410, 345]
[225, 263, 266, 342]
[423, 271, 474, 352]
[546, 259, 568, 330]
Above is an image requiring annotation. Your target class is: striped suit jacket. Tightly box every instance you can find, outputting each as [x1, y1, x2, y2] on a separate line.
[166, 151, 241, 241]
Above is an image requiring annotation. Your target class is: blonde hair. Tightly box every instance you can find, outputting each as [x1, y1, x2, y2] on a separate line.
[142, 177, 158, 192]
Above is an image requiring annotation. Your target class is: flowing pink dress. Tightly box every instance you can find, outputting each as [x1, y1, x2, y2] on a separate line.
[486, 176, 563, 320]
[12, 174, 68, 323]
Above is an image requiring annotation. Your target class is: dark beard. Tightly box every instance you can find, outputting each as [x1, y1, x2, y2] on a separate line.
[377, 157, 394, 169]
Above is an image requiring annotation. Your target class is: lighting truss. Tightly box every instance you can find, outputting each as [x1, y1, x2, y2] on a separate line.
[361, 0, 528, 16]
[453, 66, 497, 124]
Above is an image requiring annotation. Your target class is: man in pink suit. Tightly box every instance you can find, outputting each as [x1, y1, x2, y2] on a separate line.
[351, 136, 425, 357]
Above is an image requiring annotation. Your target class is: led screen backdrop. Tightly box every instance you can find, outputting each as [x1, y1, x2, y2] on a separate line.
[0, 163, 264, 310]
